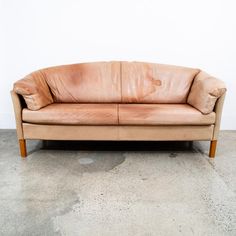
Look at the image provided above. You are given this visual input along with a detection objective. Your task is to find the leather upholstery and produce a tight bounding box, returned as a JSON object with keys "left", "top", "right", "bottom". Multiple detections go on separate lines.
{"left": 23, "top": 103, "right": 215, "bottom": 126}
{"left": 212, "top": 93, "right": 226, "bottom": 140}
{"left": 44, "top": 62, "right": 121, "bottom": 103}
{"left": 121, "top": 62, "right": 200, "bottom": 103}
{"left": 13, "top": 62, "right": 226, "bottom": 115}
{"left": 23, "top": 123, "right": 214, "bottom": 141}
{"left": 118, "top": 125, "right": 214, "bottom": 141}
{"left": 119, "top": 104, "right": 215, "bottom": 125}
{"left": 23, "top": 103, "right": 118, "bottom": 125}
{"left": 14, "top": 61, "right": 200, "bottom": 109}
{"left": 13, "top": 70, "right": 53, "bottom": 110}
{"left": 11, "top": 62, "right": 227, "bottom": 156}
{"left": 11, "top": 91, "right": 24, "bottom": 139}
{"left": 187, "top": 71, "right": 227, "bottom": 114}
{"left": 13, "top": 62, "right": 226, "bottom": 132}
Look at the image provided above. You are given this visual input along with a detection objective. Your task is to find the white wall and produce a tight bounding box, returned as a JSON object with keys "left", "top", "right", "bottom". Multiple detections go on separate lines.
{"left": 1, "top": 0, "right": 236, "bottom": 129}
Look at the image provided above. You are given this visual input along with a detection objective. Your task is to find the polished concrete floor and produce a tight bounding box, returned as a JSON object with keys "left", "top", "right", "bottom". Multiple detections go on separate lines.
{"left": 0, "top": 130, "right": 236, "bottom": 236}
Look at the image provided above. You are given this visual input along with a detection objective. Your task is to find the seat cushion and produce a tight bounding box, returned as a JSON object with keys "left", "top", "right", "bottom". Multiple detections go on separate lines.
{"left": 121, "top": 62, "right": 200, "bottom": 103}
{"left": 44, "top": 62, "right": 121, "bottom": 103}
{"left": 119, "top": 104, "right": 215, "bottom": 125}
{"left": 23, "top": 104, "right": 118, "bottom": 125}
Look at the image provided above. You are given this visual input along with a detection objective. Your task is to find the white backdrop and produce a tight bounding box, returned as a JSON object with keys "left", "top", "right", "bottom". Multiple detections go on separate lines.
{"left": 0, "top": 0, "right": 236, "bottom": 129}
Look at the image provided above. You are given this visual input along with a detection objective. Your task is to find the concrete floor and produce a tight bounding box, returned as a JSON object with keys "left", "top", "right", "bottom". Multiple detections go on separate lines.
{"left": 0, "top": 130, "right": 236, "bottom": 236}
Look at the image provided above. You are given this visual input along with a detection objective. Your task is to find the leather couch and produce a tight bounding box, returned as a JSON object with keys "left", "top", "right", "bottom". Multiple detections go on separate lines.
{"left": 11, "top": 61, "right": 226, "bottom": 158}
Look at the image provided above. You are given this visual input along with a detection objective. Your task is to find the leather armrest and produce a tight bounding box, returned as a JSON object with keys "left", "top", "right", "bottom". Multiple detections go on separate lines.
{"left": 13, "top": 70, "right": 53, "bottom": 110}
{"left": 187, "top": 71, "right": 226, "bottom": 114}
{"left": 11, "top": 90, "right": 24, "bottom": 139}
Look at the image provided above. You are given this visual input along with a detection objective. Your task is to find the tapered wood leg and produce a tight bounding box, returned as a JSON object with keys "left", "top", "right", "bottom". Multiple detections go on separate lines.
{"left": 209, "top": 140, "right": 217, "bottom": 158}
{"left": 19, "top": 139, "right": 27, "bottom": 158}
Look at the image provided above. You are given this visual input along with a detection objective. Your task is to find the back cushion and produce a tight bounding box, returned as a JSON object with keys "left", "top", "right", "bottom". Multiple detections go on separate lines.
{"left": 121, "top": 62, "right": 200, "bottom": 103}
{"left": 44, "top": 62, "right": 121, "bottom": 103}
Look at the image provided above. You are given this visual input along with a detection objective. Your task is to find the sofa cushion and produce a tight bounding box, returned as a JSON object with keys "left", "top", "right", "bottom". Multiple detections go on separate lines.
{"left": 187, "top": 71, "right": 227, "bottom": 114}
{"left": 23, "top": 104, "right": 118, "bottom": 125}
{"left": 121, "top": 62, "right": 200, "bottom": 103}
{"left": 119, "top": 104, "right": 215, "bottom": 125}
{"left": 13, "top": 71, "right": 53, "bottom": 110}
{"left": 43, "top": 62, "right": 121, "bottom": 103}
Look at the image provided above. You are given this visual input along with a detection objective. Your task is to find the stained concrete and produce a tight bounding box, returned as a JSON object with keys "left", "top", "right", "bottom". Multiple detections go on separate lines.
{"left": 0, "top": 130, "right": 236, "bottom": 236}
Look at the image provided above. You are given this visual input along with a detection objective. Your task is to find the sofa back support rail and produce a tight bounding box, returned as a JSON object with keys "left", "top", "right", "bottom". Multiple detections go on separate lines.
{"left": 11, "top": 61, "right": 226, "bottom": 158}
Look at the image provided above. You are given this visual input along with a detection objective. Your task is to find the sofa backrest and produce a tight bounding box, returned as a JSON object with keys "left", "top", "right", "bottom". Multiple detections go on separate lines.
{"left": 44, "top": 61, "right": 199, "bottom": 104}
{"left": 14, "top": 61, "right": 201, "bottom": 110}
{"left": 43, "top": 62, "right": 121, "bottom": 103}
{"left": 121, "top": 62, "right": 200, "bottom": 103}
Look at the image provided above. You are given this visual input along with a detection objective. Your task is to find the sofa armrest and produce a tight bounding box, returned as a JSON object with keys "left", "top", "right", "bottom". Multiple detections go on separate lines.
{"left": 187, "top": 71, "right": 226, "bottom": 114}
{"left": 13, "top": 70, "right": 53, "bottom": 110}
{"left": 11, "top": 90, "right": 24, "bottom": 140}
{"left": 212, "top": 92, "right": 226, "bottom": 140}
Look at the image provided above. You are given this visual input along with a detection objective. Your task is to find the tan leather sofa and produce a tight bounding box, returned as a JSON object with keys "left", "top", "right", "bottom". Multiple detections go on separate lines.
{"left": 11, "top": 61, "right": 226, "bottom": 158}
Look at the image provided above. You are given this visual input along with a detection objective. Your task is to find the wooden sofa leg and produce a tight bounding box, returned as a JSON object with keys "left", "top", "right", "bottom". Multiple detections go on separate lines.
{"left": 209, "top": 140, "right": 217, "bottom": 158}
{"left": 19, "top": 139, "right": 27, "bottom": 158}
